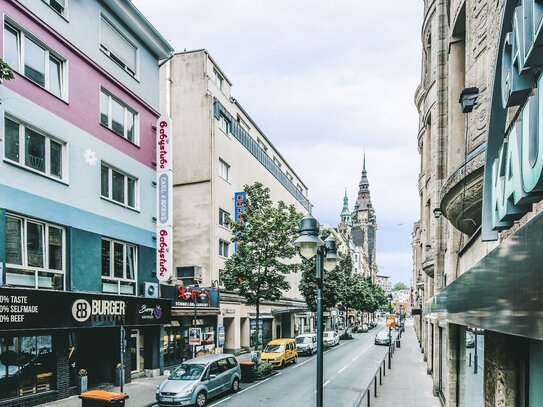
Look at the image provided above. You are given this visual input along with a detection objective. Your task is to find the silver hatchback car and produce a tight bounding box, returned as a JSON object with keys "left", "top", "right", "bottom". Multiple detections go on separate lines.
{"left": 156, "top": 354, "right": 241, "bottom": 407}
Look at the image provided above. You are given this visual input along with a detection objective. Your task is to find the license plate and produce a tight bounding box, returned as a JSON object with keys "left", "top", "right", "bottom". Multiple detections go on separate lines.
{"left": 161, "top": 397, "right": 173, "bottom": 402}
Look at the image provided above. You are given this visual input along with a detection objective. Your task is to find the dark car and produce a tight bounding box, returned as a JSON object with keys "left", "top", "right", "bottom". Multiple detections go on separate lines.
{"left": 466, "top": 331, "right": 475, "bottom": 348}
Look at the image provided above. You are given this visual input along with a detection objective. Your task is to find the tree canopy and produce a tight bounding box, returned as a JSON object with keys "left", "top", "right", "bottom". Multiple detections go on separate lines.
{"left": 393, "top": 282, "right": 409, "bottom": 291}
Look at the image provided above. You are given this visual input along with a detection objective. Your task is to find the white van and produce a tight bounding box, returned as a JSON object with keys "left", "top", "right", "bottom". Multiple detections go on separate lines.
{"left": 295, "top": 333, "right": 317, "bottom": 355}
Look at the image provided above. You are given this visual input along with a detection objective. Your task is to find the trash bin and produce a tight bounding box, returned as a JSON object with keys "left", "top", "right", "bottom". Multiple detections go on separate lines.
{"left": 79, "top": 390, "right": 128, "bottom": 407}
{"left": 395, "top": 339, "right": 401, "bottom": 348}
{"left": 239, "top": 361, "right": 256, "bottom": 383}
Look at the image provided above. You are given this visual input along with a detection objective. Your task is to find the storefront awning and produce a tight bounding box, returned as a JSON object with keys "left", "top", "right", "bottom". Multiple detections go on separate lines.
{"left": 426, "top": 210, "right": 543, "bottom": 340}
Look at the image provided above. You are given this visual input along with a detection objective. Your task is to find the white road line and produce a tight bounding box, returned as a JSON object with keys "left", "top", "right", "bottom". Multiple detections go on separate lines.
{"left": 209, "top": 397, "right": 231, "bottom": 407}
{"left": 238, "top": 373, "right": 279, "bottom": 394}
{"left": 293, "top": 356, "right": 316, "bottom": 369}
{"left": 353, "top": 355, "right": 360, "bottom": 361}
{"left": 338, "top": 365, "right": 348, "bottom": 374}
{"left": 323, "top": 380, "right": 330, "bottom": 387}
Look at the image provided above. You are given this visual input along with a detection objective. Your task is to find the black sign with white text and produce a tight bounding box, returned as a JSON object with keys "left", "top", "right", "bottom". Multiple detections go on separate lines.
{"left": 0, "top": 288, "right": 171, "bottom": 331}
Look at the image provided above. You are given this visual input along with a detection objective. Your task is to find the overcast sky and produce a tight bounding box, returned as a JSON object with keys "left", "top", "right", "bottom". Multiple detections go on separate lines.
{"left": 133, "top": 1, "right": 423, "bottom": 285}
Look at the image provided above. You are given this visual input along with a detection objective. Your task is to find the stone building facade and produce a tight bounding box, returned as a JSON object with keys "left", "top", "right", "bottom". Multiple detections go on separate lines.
{"left": 413, "top": 0, "right": 543, "bottom": 406}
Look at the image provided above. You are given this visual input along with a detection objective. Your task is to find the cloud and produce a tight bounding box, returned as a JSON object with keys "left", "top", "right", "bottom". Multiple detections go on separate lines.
{"left": 133, "top": 0, "right": 423, "bottom": 285}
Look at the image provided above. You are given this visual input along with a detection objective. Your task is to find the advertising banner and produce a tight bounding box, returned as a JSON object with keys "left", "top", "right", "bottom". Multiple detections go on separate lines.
{"left": 218, "top": 326, "right": 225, "bottom": 346}
{"left": 189, "top": 327, "right": 202, "bottom": 346}
{"left": 156, "top": 115, "right": 173, "bottom": 282}
{"left": 161, "top": 285, "right": 220, "bottom": 309}
{"left": 0, "top": 288, "right": 171, "bottom": 331}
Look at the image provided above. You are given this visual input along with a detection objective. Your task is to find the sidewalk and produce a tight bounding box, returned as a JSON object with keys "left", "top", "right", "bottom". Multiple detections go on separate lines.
{"left": 368, "top": 320, "right": 440, "bottom": 407}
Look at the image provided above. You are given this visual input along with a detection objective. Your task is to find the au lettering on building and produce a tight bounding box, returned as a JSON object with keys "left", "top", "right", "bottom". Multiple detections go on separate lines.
{"left": 413, "top": 1, "right": 543, "bottom": 406}
{"left": 0, "top": 0, "right": 173, "bottom": 405}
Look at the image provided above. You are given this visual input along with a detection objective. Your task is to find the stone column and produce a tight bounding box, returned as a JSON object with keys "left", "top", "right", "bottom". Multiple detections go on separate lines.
{"left": 484, "top": 331, "right": 519, "bottom": 407}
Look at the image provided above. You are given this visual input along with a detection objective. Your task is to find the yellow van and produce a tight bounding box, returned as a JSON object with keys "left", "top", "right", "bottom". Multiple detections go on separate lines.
{"left": 261, "top": 338, "right": 298, "bottom": 368}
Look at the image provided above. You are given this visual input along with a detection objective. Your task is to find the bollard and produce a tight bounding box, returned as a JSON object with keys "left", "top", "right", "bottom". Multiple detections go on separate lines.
{"left": 367, "top": 389, "right": 371, "bottom": 407}
{"left": 469, "top": 352, "right": 472, "bottom": 367}
{"left": 379, "top": 365, "right": 382, "bottom": 384}
{"left": 374, "top": 376, "right": 377, "bottom": 397}
{"left": 383, "top": 360, "right": 386, "bottom": 376}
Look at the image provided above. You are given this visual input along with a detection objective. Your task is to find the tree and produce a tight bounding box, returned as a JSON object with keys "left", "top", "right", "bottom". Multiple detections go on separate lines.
{"left": 0, "top": 59, "right": 14, "bottom": 82}
{"left": 299, "top": 252, "right": 352, "bottom": 313}
{"left": 221, "top": 182, "right": 302, "bottom": 349}
{"left": 393, "top": 282, "right": 409, "bottom": 291}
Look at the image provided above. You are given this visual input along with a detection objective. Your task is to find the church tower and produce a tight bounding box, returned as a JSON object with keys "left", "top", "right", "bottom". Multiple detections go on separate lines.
{"left": 338, "top": 189, "right": 351, "bottom": 235}
{"left": 352, "top": 154, "right": 377, "bottom": 278}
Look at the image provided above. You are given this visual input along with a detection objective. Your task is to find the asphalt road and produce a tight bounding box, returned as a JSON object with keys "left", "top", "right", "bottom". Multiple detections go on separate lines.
{"left": 208, "top": 326, "right": 390, "bottom": 407}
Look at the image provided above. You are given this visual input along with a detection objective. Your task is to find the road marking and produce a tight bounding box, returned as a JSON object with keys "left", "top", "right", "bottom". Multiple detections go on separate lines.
{"left": 353, "top": 355, "right": 360, "bottom": 361}
{"left": 338, "top": 365, "right": 348, "bottom": 374}
{"left": 323, "top": 380, "right": 330, "bottom": 387}
{"left": 238, "top": 373, "right": 280, "bottom": 394}
{"left": 293, "top": 356, "right": 316, "bottom": 369}
{"left": 209, "top": 397, "right": 231, "bottom": 407}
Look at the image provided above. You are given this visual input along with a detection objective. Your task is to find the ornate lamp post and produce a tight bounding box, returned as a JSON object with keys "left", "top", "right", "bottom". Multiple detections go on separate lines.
{"left": 182, "top": 286, "right": 208, "bottom": 358}
{"left": 294, "top": 215, "right": 339, "bottom": 407}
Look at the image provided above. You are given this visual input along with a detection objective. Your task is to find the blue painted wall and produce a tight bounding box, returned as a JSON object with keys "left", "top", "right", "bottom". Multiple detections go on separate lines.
{"left": 70, "top": 228, "right": 102, "bottom": 293}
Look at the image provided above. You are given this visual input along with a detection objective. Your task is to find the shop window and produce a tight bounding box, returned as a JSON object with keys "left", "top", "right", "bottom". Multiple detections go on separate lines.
{"left": 101, "top": 238, "right": 137, "bottom": 295}
{"left": 457, "top": 326, "right": 484, "bottom": 406}
{"left": 0, "top": 335, "right": 54, "bottom": 400}
{"left": 4, "top": 117, "right": 66, "bottom": 180}
{"left": 100, "top": 163, "right": 138, "bottom": 209}
{"left": 163, "top": 328, "right": 183, "bottom": 367}
{"left": 3, "top": 21, "right": 66, "bottom": 98}
{"left": 5, "top": 214, "right": 65, "bottom": 290}
{"left": 100, "top": 88, "right": 139, "bottom": 144}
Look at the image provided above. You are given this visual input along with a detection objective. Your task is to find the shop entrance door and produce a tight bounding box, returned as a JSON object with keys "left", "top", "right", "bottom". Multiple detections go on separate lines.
{"left": 130, "top": 330, "right": 139, "bottom": 373}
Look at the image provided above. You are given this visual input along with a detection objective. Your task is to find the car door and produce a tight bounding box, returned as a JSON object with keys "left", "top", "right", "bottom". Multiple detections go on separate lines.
{"left": 312, "top": 335, "right": 316, "bottom": 352}
{"left": 216, "top": 358, "right": 230, "bottom": 392}
{"left": 206, "top": 362, "right": 222, "bottom": 397}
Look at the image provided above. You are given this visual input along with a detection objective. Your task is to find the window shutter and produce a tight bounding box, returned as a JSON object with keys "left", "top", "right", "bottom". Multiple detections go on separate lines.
{"left": 101, "top": 17, "right": 136, "bottom": 72}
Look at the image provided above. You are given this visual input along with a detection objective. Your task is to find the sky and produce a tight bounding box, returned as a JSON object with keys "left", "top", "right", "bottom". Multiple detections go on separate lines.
{"left": 133, "top": 1, "right": 423, "bottom": 285}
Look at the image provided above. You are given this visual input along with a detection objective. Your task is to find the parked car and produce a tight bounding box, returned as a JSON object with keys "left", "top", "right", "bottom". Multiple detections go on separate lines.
{"left": 295, "top": 334, "right": 317, "bottom": 356}
{"left": 323, "top": 331, "right": 340, "bottom": 347}
{"left": 261, "top": 338, "right": 297, "bottom": 368}
{"left": 374, "top": 331, "right": 391, "bottom": 346}
{"left": 466, "top": 331, "right": 475, "bottom": 348}
{"left": 156, "top": 354, "right": 240, "bottom": 407}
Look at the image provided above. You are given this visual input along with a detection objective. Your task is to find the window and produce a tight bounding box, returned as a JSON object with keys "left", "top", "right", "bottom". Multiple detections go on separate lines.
{"left": 237, "top": 115, "right": 250, "bottom": 132}
{"left": 213, "top": 68, "right": 223, "bottom": 90}
{"left": 273, "top": 156, "right": 282, "bottom": 169}
{"left": 100, "top": 89, "right": 138, "bottom": 143}
{"left": 219, "top": 159, "right": 230, "bottom": 182}
{"left": 100, "top": 16, "right": 137, "bottom": 76}
{"left": 297, "top": 184, "right": 303, "bottom": 193}
{"left": 0, "top": 336, "right": 55, "bottom": 400}
{"left": 219, "top": 209, "right": 230, "bottom": 228}
{"left": 101, "top": 163, "right": 138, "bottom": 209}
{"left": 4, "top": 214, "right": 65, "bottom": 290}
{"left": 42, "top": 0, "right": 67, "bottom": 17}
{"left": 257, "top": 138, "right": 268, "bottom": 154}
{"left": 3, "top": 117, "right": 65, "bottom": 180}
{"left": 101, "top": 238, "right": 137, "bottom": 295}
{"left": 218, "top": 114, "right": 231, "bottom": 135}
{"left": 3, "top": 22, "right": 66, "bottom": 98}
{"left": 219, "top": 240, "right": 229, "bottom": 258}
{"left": 286, "top": 171, "right": 293, "bottom": 182}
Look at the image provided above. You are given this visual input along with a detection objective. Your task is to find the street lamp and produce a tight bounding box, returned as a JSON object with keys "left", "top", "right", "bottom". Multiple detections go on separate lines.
{"left": 293, "top": 214, "right": 340, "bottom": 407}
{"left": 183, "top": 286, "right": 208, "bottom": 358}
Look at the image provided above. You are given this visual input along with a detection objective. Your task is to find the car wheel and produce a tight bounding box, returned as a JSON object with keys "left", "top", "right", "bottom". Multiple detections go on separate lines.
{"left": 196, "top": 391, "right": 207, "bottom": 407}
{"left": 281, "top": 359, "right": 286, "bottom": 369}
{"left": 231, "top": 378, "right": 240, "bottom": 393}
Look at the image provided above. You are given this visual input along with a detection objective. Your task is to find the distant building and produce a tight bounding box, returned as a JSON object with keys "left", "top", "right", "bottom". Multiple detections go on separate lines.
{"left": 375, "top": 275, "right": 392, "bottom": 294}
{"left": 160, "top": 50, "right": 311, "bottom": 358}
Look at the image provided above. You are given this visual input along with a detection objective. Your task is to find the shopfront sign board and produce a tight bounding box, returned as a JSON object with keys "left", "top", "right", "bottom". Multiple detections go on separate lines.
{"left": 189, "top": 327, "right": 202, "bottom": 346}
{"left": 0, "top": 287, "right": 171, "bottom": 331}
{"left": 218, "top": 326, "right": 225, "bottom": 346}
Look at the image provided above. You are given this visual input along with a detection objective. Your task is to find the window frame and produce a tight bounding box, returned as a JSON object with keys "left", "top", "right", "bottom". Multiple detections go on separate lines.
{"left": 100, "top": 87, "right": 139, "bottom": 145}
{"left": 218, "top": 159, "right": 230, "bottom": 182}
{"left": 219, "top": 239, "right": 230, "bottom": 258}
{"left": 42, "top": 0, "right": 68, "bottom": 19}
{"left": 3, "top": 19, "right": 68, "bottom": 99}
{"left": 218, "top": 113, "right": 231, "bottom": 135}
{"left": 4, "top": 213, "right": 66, "bottom": 291}
{"left": 99, "top": 15, "right": 138, "bottom": 78}
{"left": 100, "top": 162, "right": 139, "bottom": 210}
{"left": 213, "top": 68, "right": 223, "bottom": 90}
{"left": 101, "top": 237, "right": 138, "bottom": 295}
{"left": 218, "top": 208, "right": 230, "bottom": 229}
{"left": 3, "top": 115, "right": 68, "bottom": 182}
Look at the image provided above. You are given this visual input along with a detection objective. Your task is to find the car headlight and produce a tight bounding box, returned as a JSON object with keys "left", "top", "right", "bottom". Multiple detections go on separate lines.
{"left": 180, "top": 387, "right": 195, "bottom": 396}
{"left": 274, "top": 356, "right": 280, "bottom": 361}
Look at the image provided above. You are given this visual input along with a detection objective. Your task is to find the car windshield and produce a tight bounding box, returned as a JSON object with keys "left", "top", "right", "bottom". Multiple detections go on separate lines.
{"left": 324, "top": 332, "right": 333, "bottom": 337}
{"left": 296, "top": 337, "right": 311, "bottom": 344}
{"left": 264, "top": 344, "right": 285, "bottom": 353}
{"left": 377, "top": 332, "right": 388, "bottom": 338}
{"left": 169, "top": 364, "right": 205, "bottom": 380}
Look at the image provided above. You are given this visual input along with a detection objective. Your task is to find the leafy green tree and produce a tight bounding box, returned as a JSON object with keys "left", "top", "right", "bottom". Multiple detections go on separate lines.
{"left": 221, "top": 182, "right": 302, "bottom": 349}
{"left": 0, "top": 59, "right": 14, "bottom": 82}
{"left": 393, "top": 282, "right": 409, "bottom": 291}
{"left": 299, "top": 252, "right": 352, "bottom": 312}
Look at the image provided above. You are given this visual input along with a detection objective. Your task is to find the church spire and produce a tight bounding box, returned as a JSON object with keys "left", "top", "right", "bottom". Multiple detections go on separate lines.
{"left": 355, "top": 155, "right": 372, "bottom": 210}
{"left": 340, "top": 189, "right": 351, "bottom": 223}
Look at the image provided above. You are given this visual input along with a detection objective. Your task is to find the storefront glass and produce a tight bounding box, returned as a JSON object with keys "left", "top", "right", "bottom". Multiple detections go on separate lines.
{"left": 458, "top": 327, "right": 484, "bottom": 406}
{"left": 164, "top": 327, "right": 184, "bottom": 367}
{"left": 0, "top": 335, "right": 54, "bottom": 400}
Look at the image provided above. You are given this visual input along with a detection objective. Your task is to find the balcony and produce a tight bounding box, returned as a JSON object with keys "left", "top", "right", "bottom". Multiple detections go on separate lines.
{"left": 422, "top": 255, "right": 435, "bottom": 278}
{"left": 416, "top": 275, "right": 425, "bottom": 288}
{"left": 440, "top": 144, "right": 485, "bottom": 235}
